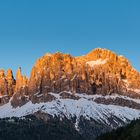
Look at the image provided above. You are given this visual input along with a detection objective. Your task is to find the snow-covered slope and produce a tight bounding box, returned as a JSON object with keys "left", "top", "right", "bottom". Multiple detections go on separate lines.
{"left": 0, "top": 93, "right": 140, "bottom": 129}
{"left": 1, "top": 92, "right": 140, "bottom": 140}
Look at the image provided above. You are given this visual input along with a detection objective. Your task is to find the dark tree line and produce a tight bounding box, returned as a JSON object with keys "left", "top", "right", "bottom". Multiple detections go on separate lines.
{"left": 0, "top": 115, "right": 84, "bottom": 140}
{"left": 96, "top": 118, "right": 140, "bottom": 140}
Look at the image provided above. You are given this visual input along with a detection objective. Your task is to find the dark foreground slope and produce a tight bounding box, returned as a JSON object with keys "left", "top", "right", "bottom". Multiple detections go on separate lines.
{"left": 0, "top": 115, "right": 84, "bottom": 140}
{"left": 97, "top": 118, "right": 140, "bottom": 140}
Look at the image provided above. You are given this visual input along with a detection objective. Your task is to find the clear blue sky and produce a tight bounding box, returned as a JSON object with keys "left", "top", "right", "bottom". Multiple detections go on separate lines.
{"left": 0, "top": 0, "right": 140, "bottom": 77}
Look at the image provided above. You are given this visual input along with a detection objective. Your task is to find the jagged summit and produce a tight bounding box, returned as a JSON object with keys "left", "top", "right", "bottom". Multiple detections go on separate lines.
{"left": 85, "top": 48, "right": 114, "bottom": 58}
{"left": 15, "top": 67, "right": 28, "bottom": 92}
{"left": 28, "top": 48, "right": 140, "bottom": 97}
{"left": 0, "top": 48, "right": 140, "bottom": 106}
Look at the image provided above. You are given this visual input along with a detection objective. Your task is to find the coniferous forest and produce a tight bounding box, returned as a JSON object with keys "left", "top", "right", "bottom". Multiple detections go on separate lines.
{"left": 0, "top": 115, "right": 84, "bottom": 140}
{"left": 97, "top": 119, "right": 140, "bottom": 140}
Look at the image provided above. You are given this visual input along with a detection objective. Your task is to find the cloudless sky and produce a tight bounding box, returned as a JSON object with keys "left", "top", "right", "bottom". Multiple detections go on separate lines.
{"left": 0, "top": 0, "right": 140, "bottom": 77}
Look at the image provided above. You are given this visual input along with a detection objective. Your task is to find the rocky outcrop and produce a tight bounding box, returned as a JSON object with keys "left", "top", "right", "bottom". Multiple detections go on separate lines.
{"left": 0, "top": 69, "right": 15, "bottom": 105}
{"left": 15, "top": 67, "right": 28, "bottom": 92}
{"left": 0, "top": 67, "right": 29, "bottom": 106}
{"left": 11, "top": 67, "right": 28, "bottom": 107}
{"left": 6, "top": 69, "right": 16, "bottom": 96}
{"left": 94, "top": 96, "right": 140, "bottom": 110}
{"left": 0, "top": 69, "right": 15, "bottom": 97}
{"left": 0, "top": 48, "right": 140, "bottom": 106}
{"left": 0, "top": 69, "right": 8, "bottom": 96}
{"left": 26, "top": 48, "right": 140, "bottom": 102}
{"left": 0, "top": 95, "right": 10, "bottom": 105}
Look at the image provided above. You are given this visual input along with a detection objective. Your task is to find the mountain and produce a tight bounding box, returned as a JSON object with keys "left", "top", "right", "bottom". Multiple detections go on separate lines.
{"left": 97, "top": 118, "right": 140, "bottom": 140}
{"left": 0, "top": 48, "right": 140, "bottom": 140}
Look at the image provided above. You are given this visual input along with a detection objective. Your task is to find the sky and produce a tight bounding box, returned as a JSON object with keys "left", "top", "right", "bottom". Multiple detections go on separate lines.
{"left": 0, "top": 0, "right": 140, "bottom": 77}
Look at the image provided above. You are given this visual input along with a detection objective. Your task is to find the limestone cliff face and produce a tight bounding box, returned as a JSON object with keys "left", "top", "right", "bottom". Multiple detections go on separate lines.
{"left": 0, "top": 69, "right": 15, "bottom": 105}
{"left": 15, "top": 67, "right": 28, "bottom": 92}
{"left": 0, "top": 69, "right": 16, "bottom": 97}
{"left": 27, "top": 48, "right": 140, "bottom": 101}
{"left": 6, "top": 69, "right": 16, "bottom": 96}
{"left": 11, "top": 67, "right": 28, "bottom": 107}
{"left": 28, "top": 53, "right": 77, "bottom": 94}
{"left": 0, "top": 67, "right": 28, "bottom": 106}
{"left": 0, "top": 70, "right": 8, "bottom": 96}
{"left": 77, "top": 48, "right": 140, "bottom": 90}
{"left": 0, "top": 48, "right": 140, "bottom": 106}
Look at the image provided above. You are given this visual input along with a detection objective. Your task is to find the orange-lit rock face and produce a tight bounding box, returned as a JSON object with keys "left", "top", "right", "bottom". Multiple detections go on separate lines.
{"left": 10, "top": 67, "right": 29, "bottom": 107}
{"left": 0, "top": 69, "right": 15, "bottom": 96}
{"left": 28, "top": 52, "right": 77, "bottom": 94}
{"left": 6, "top": 69, "right": 15, "bottom": 96}
{"left": 1, "top": 48, "right": 140, "bottom": 106}
{"left": 0, "top": 70, "right": 8, "bottom": 96}
{"left": 28, "top": 48, "right": 140, "bottom": 98}
{"left": 16, "top": 67, "right": 23, "bottom": 91}
{"left": 15, "top": 67, "right": 28, "bottom": 92}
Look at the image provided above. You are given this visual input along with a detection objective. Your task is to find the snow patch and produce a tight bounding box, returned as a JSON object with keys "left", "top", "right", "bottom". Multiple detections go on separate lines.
{"left": 86, "top": 59, "right": 108, "bottom": 67}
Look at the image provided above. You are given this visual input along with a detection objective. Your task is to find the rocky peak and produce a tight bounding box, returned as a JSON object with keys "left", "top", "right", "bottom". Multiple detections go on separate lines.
{"left": 16, "top": 67, "right": 22, "bottom": 79}
{"left": 6, "top": 69, "right": 15, "bottom": 96}
{"left": 0, "top": 69, "right": 5, "bottom": 78}
{"left": 15, "top": 67, "right": 28, "bottom": 92}
{"left": 10, "top": 68, "right": 28, "bottom": 107}
{"left": 0, "top": 48, "right": 140, "bottom": 107}
{"left": 6, "top": 69, "right": 15, "bottom": 83}
{"left": 76, "top": 48, "right": 117, "bottom": 62}
{"left": 27, "top": 48, "right": 140, "bottom": 102}
{"left": 0, "top": 69, "right": 7, "bottom": 96}
{"left": 28, "top": 52, "right": 76, "bottom": 95}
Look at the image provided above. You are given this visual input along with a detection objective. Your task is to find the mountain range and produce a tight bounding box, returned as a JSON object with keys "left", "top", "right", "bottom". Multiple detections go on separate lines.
{"left": 0, "top": 48, "right": 140, "bottom": 140}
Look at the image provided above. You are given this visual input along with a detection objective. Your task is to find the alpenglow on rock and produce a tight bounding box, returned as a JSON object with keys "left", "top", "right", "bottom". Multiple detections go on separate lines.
{"left": 6, "top": 69, "right": 16, "bottom": 96}
{"left": 27, "top": 48, "right": 140, "bottom": 101}
{"left": 15, "top": 67, "right": 28, "bottom": 92}
{"left": 0, "top": 48, "right": 140, "bottom": 105}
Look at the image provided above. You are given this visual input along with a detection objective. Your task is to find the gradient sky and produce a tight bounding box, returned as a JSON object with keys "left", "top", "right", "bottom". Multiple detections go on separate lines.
{"left": 0, "top": 0, "right": 140, "bottom": 77}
